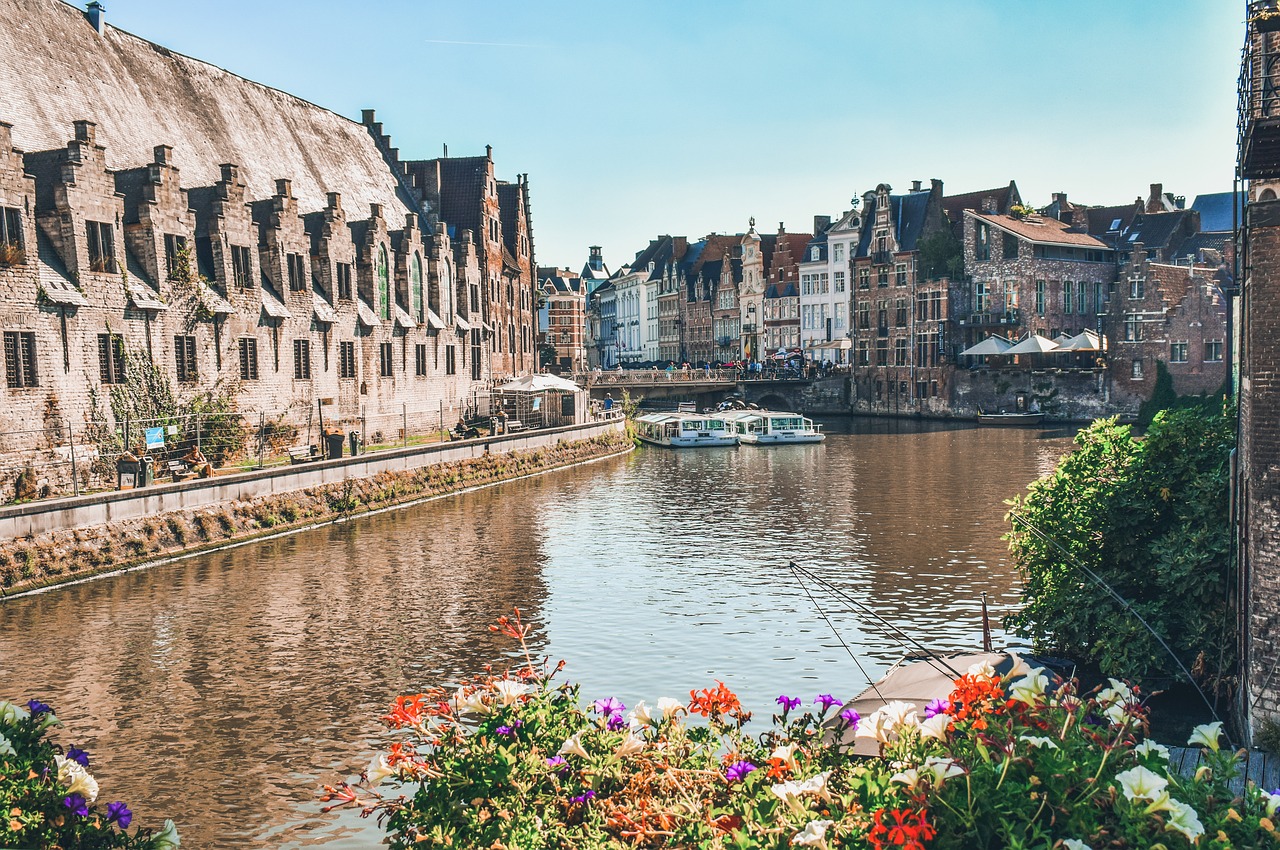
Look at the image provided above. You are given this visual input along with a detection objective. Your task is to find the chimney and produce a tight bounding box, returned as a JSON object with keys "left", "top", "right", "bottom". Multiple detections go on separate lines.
{"left": 361, "top": 109, "right": 376, "bottom": 126}
{"left": 152, "top": 144, "right": 172, "bottom": 166}
{"left": 911, "top": 180, "right": 922, "bottom": 192}
{"left": 1051, "top": 191, "right": 1067, "bottom": 205}
{"left": 86, "top": 1, "right": 105, "bottom": 35}
{"left": 814, "top": 215, "right": 832, "bottom": 233}
{"left": 673, "top": 236, "right": 687, "bottom": 258}
{"left": 1147, "top": 183, "right": 1164, "bottom": 212}
{"left": 274, "top": 178, "right": 292, "bottom": 198}
{"left": 219, "top": 163, "right": 239, "bottom": 184}
{"left": 1175, "top": 195, "right": 1186, "bottom": 209}
{"left": 326, "top": 191, "right": 342, "bottom": 212}
{"left": 485, "top": 144, "right": 493, "bottom": 160}
{"left": 370, "top": 202, "right": 383, "bottom": 221}
{"left": 73, "top": 120, "right": 96, "bottom": 144}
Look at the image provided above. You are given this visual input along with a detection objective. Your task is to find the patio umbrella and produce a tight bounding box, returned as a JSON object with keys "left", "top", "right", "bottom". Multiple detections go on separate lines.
{"left": 958, "top": 336, "right": 1013, "bottom": 357}
{"left": 1058, "top": 330, "right": 1102, "bottom": 352}
{"left": 1004, "top": 334, "right": 1060, "bottom": 355}
{"left": 500, "top": 374, "right": 582, "bottom": 393}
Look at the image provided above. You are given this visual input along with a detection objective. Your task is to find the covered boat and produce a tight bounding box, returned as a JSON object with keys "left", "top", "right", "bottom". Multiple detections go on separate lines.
{"left": 725, "top": 410, "right": 825, "bottom": 445}
{"left": 634, "top": 412, "right": 737, "bottom": 447}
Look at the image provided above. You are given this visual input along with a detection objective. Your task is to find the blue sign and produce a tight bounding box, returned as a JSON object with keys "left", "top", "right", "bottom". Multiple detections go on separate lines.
{"left": 144, "top": 426, "right": 165, "bottom": 449}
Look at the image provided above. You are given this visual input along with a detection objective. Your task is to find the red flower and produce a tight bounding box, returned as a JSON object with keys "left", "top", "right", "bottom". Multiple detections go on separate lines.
{"left": 688, "top": 681, "right": 746, "bottom": 720}
{"left": 383, "top": 694, "right": 427, "bottom": 728}
{"left": 868, "top": 807, "right": 937, "bottom": 850}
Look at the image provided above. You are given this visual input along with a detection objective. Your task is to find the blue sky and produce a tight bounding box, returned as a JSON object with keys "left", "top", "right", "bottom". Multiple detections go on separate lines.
{"left": 104, "top": 0, "right": 1241, "bottom": 271}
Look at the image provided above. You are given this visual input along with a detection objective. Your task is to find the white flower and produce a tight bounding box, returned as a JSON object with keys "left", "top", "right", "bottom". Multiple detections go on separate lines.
{"left": 557, "top": 732, "right": 588, "bottom": 759}
{"left": 795, "top": 770, "right": 832, "bottom": 802}
{"left": 54, "top": 755, "right": 99, "bottom": 802}
{"left": 1133, "top": 739, "right": 1170, "bottom": 761}
{"left": 628, "top": 700, "right": 655, "bottom": 728}
{"left": 0, "top": 732, "right": 14, "bottom": 756}
{"left": 892, "top": 758, "right": 964, "bottom": 790}
{"left": 771, "top": 771, "right": 832, "bottom": 815}
{"left": 1141, "top": 790, "right": 1175, "bottom": 815}
{"left": 1019, "top": 735, "right": 1059, "bottom": 750}
{"left": 890, "top": 767, "right": 923, "bottom": 788}
{"left": 1114, "top": 765, "right": 1169, "bottom": 802}
{"left": 493, "top": 679, "right": 531, "bottom": 706}
{"left": 656, "top": 697, "right": 683, "bottom": 719}
{"left": 366, "top": 753, "right": 395, "bottom": 785}
{"left": 1163, "top": 797, "right": 1205, "bottom": 842}
{"left": 1060, "top": 840, "right": 1092, "bottom": 850}
{"left": 614, "top": 734, "right": 645, "bottom": 758}
{"left": 452, "top": 687, "right": 490, "bottom": 716}
{"left": 1005, "top": 653, "right": 1033, "bottom": 681}
{"left": 1102, "top": 700, "right": 1132, "bottom": 726}
{"left": 1188, "top": 721, "right": 1223, "bottom": 751}
{"left": 770, "top": 743, "right": 799, "bottom": 769}
{"left": 151, "top": 819, "right": 181, "bottom": 850}
{"left": 966, "top": 660, "right": 996, "bottom": 679}
{"left": 855, "top": 711, "right": 893, "bottom": 744}
{"left": 1263, "top": 789, "right": 1280, "bottom": 818}
{"left": 882, "top": 700, "right": 919, "bottom": 731}
{"left": 791, "top": 819, "right": 834, "bottom": 848}
{"left": 918, "top": 713, "right": 951, "bottom": 741}
{"left": 0, "top": 701, "right": 30, "bottom": 725}
{"left": 1098, "top": 678, "right": 1133, "bottom": 706}
{"left": 1009, "top": 668, "right": 1050, "bottom": 706}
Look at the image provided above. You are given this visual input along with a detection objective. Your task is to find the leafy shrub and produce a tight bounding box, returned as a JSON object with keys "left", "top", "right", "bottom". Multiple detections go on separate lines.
{"left": 326, "top": 611, "right": 1280, "bottom": 849}
{"left": 0, "top": 698, "right": 178, "bottom": 848}
{"left": 1005, "top": 407, "right": 1236, "bottom": 691}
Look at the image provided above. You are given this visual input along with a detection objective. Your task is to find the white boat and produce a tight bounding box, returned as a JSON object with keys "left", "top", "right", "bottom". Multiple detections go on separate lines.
{"left": 634, "top": 412, "right": 737, "bottom": 447}
{"left": 725, "top": 410, "right": 826, "bottom": 445}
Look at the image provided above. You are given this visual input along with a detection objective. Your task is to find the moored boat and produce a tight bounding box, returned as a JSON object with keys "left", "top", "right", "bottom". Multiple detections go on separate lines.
{"left": 976, "top": 412, "right": 1045, "bottom": 427}
{"left": 634, "top": 412, "right": 737, "bottom": 447}
{"left": 725, "top": 410, "right": 826, "bottom": 445}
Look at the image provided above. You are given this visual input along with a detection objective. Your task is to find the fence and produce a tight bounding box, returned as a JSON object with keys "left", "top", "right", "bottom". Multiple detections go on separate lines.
{"left": 0, "top": 392, "right": 581, "bottom": 507}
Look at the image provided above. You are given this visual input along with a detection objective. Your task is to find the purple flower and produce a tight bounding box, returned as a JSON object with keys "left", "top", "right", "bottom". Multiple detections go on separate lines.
{"left": 106, "top": 801, "right": 132, "bottom": 829}
{"left": 839, "top": 708, "right": 861, "bottom": 726}
{"left": 776, "top": 695, "right": 802, "bottom": 711}
{"left": 546, "top": 756, "right": 566, "bottom": 768}
{"left": 495, "top": 725, "right": 515, "bottom": 736}
{"left": 606, "top": 713, "right": 627, "bottom": 731}
{"left": 924, "top": 698, "right": 951, "bottom": 719}
{"left": 66, "top": 747, "right": 90, "bottom": 767}
{"left": 724, "top": 760, "right": 757, "bottom": 783}
{"left": 63, "top": 793, "right": 89, "bottom": 817}
{"left": 592, "top": 697, "right": 625, "bottom": 717}
{"left": 26, "top": 699, "right": 52, "bottom": 716}
{"left": 570, "top": 789, "right": 596, "bottom": 804}
{"left": 814, "top": 694, "right": 843, "bottom": 710}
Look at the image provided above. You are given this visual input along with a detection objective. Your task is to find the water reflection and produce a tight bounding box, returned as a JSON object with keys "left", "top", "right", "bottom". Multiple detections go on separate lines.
{"left": 0, "top": 419, "right": 1074, "bottom": 848}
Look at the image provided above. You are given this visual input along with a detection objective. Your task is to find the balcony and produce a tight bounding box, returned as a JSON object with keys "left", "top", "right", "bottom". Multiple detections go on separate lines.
{"left": 1241, "top": 3, "right": 1280, "bottom": 177}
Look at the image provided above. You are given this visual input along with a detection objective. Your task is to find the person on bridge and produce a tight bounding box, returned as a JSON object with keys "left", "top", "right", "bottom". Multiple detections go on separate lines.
{"left": 604, "top": 393, "right": 614, "bottom": 411}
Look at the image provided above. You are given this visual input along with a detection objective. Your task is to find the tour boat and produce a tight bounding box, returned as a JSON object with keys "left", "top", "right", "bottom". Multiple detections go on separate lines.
{"left": 976, "top": 412, "right": 1045, "bottom": 427}
{"left": 633, "top": 412, "right": 737, "bottom": 447}
{"left": 724, "top": 410, "right": 826, "bottom": 445}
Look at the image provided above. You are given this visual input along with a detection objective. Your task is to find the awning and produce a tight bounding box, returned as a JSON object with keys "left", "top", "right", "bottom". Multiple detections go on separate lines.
{"left": 261, "top": 287, "right": 291, "bottom": 319}
{"left": 1004, "top": 334, "right": 1059, "bottom": 355}
{"left": 126, "top": 281, "right": 168, "bottom": 311}
{"left": 455, "top": 315, "right": 472, "bottom": 332}
{"left": 313, "top": 298, "right": 338, "bottom": 324}
{"left": 808, "top": 338, "right": 852, "bottom": 350}
{"left": 499, "top": 374, "right": 583, "bottom": 393}
{"left": 356, "top": 300, "right": 379, "bottom": 327}
{"left": 424, "top": 308, "right": 446, "bottom": 330}
{"left": 39, "top": 278, "right": 89, "bottom": 307}
{"left": 393, "top": 305, "right": 415, "bottom": 329}
{"left": 959, "top": 336, "right": 1013, "bottom": 357}
{"left": 200, "top": 283, "right": 236, "bottom": 315}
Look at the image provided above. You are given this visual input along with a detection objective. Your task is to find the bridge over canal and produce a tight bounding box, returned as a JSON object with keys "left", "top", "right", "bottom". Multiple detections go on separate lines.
{"left": 575, "top": 370, "right": 850, "bottom": 413}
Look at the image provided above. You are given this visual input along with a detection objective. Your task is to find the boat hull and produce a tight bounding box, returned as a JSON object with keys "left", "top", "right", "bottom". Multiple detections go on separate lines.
{"left": 976, "top": 413, "right": 1045, "bottom": 427}
{"left": 739, "top": 432, "right": 826, "bottom": 445}
{"left": 636, "top": 433, "right": 737, "bottom": 448}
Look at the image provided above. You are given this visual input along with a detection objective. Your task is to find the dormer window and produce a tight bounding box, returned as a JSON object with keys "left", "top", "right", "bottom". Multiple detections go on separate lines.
{"left": 163, "top": 234, "right": 187, "bottom": 278}
{"left": 231, "top": 245, "right": 253, "bottom": 288}
{"left": 287, "top": 253, "right": 307, "bottom": 291}
{"left": 811, "top": 247, "right": 820, "bottom": 261}
{"left": 86, "top": 221, "right": 116, "bottom": 273}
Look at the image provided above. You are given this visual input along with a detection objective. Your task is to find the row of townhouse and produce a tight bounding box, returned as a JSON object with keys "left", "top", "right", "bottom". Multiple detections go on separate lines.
{"left": 582, "top": 178, "right": 1232, "bottom": 417}
{"left": 0, "top": 0, "right": 538, "bottom": 484}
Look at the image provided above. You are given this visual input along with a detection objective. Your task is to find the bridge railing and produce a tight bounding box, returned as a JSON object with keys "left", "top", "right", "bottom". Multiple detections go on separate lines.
{"left": 575, "top": 369, "right": 738, "bottom": 386}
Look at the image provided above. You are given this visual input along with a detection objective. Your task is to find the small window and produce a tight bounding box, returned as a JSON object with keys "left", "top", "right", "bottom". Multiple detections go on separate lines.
{"left": 415, "top": 343, "right": 427, "bottom": 376}
{"left": 1002, "top": 232, "right": 1019, "bottom": 260}
{"left": 164, "top": 234, "right": 187, "bottom": 279}
{"left": 287, "top": 253, "right": 307, "bottom": 292}
{"left": 231, "top": 245, "right": 253, "bottom": 289}
{"left": 1170, "top": 342, "right": 1188, "bottom": 363}
{"left": 293, "top": 338, "right": 311, "bottom": 379}
{"left": 1035, "top": 280, "right": 1045, "bottom": 316}
{"left": 336, "top": 263, "right": 353, "bottom": 301}
{"left": 859, "top": 268, "right": 870, "bottom": 289}
{"left": 896, "top": 264, "right": 908, "bottom": 287}
{"left": 98, "top": 333, "right": 126, "bottom": 384}
{"left": 1063, "top": 282, "right": 1073, "bottom": 314}
{"left": 0, "top": 207, "right": 22, "bottom": 254}
{"left": 975, "top": 222, "right": 990, "bottom": 261}
{"left": 1124, "top": 314, "right": 1142, "bottom": 342}
{"left": 1131, "top": 359, "right": 1144, "bottom": 379}
{"left": 338, "top": 340, "right": 357, "bottom": 378}
{"left": 1077, "top": 281, "right": 1088, "bottom": 315}
{"left": 174, "top": 335, "right": 197, "bottom": 383}
{"left": 4, "top": 331, "right": 38, "bottom": 388}
{"left": 445, "top": 345, "right": 457, "bottom": 375}
{"left": 1205, "top": 340, "right": 1223, "bottom": 362}
{"left": 238, "top": 337, "right": 259, "bottom": 381}
{"left": 379, "top": 341, "right": 393, "bottom": 377}
{"left": 1128, "top": 274, "right": 1145, "bottom": 300}
{"left": 86, "top": 221, "right": 116, "bottom": 273}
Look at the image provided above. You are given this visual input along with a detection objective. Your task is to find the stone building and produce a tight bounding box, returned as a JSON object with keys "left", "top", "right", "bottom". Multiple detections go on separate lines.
{"left": 763, "top": 225, "right": 810, "bottom": 357}
{"left": 537, "top": 270, "right": 587, "bottom": 372}
{"left": 0, "top": 0, "right": 537, "bottom": 493}
{"left": 849, "top": 180, "right": 950, "bottom": 412}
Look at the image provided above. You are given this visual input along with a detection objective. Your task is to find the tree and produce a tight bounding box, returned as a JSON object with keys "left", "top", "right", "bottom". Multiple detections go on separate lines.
{"left": 1004, "top": 406, "right": 1236, "bottom": 693}
{"left": 917, "top": 228, "right": 964, "bottom": 281}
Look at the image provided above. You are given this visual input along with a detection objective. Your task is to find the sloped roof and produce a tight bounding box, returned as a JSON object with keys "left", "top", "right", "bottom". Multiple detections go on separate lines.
{"left": 1190, "top": 192, "right": 1240, "bottom": 233}
{"left": 1083, "top": 203, "right": 1140, "bottom": 237}
{"left": 0, "top": 0, "right": 414, "bottom": 217}
{"left": 971, "top": 212, "right": 1110, "bottom": 249}
{"left": 941, "top": 182, "right": 1020, "bottom": 224}
{"left": 859, "top": 192, "right": 934, "bottom": 255}
{"left": 764, "top": 281, "right": 798, "bottom": 299}
{"left": 1120, "top": 209, "right": 1196, "bottom": 252}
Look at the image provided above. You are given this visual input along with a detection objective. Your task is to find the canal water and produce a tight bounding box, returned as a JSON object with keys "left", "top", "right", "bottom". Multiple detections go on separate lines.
{"left": 0, "top": 419, "right": 1076, "bottom": 848}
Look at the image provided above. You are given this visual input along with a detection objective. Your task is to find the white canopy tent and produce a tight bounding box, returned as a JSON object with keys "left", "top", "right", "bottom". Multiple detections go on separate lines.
{"left": 1004, "top": 334, "right": 1060, "bottom": 356}
{"left": 1056, "top": 330, "right": 1102, "bottom": 352}
{"left": 494, "top": 374, "right": 588, "bottom": 429}
{"left": 958, "top": 336, "right": 1014, "bottom": 357}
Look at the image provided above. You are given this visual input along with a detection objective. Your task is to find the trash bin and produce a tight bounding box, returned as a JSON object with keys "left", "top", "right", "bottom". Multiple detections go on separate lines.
{"left": 139, "top": 456, "right": 155, "bottom": 487}
{"left": 348, "top": 431, "right": 361, "bottom": 456}
{"left": 116, "top": 453, "right": 140, "bottom": 489}
{"left": 325, "top": 431, "right": 345, "bottom": 460}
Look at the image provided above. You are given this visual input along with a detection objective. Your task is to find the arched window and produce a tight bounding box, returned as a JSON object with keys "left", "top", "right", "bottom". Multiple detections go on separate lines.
{"left": 411, "top": 253, "right": 424, "bottom": 322}
{"left": 377, "top": 244, "right": 390, "bottom": 321}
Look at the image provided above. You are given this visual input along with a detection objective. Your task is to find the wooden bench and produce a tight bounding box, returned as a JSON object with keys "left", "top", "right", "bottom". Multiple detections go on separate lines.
{"left": 288, "top": 445, "right": 320, "bottom": 464}
{"left": 165, "top": 460, "right": 196, "bottom": 482}
{"left": 506, "top": 420, "right": 526, "bottom": 432}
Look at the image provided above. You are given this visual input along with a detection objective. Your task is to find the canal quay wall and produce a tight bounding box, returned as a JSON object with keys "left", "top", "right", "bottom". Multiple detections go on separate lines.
{"left": 0, "top": 420, "right": 630, "bottom": 596}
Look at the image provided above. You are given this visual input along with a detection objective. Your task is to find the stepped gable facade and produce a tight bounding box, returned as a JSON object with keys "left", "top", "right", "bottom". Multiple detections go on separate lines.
{"left": 0, "top": 0, "right": 536, "bottom": 468}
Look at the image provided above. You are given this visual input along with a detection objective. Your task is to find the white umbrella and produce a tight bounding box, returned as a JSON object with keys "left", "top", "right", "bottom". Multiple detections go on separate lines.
{"left": 958, "top": 336, "right": 1014, "bottom": 357}
{"left": 1057, "top": 330, "right": 1101, "bottom": 352}
{"left": 1004, "top": 334, "right": 1060, "bottom": 355}
{"left": 500, "top": 374, "right": 582, "bottom": 393}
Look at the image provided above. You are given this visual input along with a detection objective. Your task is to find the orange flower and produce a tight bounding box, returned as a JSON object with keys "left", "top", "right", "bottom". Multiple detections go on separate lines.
{"left": 868, "top": 807, "right": 937, "bottom": 850}
{"left": 688, "top": 681, "right": 744, "bottom": 720}
{"left": 383, "top": 694, "right": 427, "bottom": 729}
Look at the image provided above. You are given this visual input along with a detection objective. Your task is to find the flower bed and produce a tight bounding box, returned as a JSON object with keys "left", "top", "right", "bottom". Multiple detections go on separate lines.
{"left": 0, "top": 698, "right": 178, "bottom": 848}
{"left": 329, "top": 610, "right": 1280, "bottom": 848}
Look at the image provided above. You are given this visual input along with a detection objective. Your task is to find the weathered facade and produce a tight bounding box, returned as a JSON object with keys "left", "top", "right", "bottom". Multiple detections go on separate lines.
{"left": 0, "top": 0, "right": 537, "bottom": 493}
